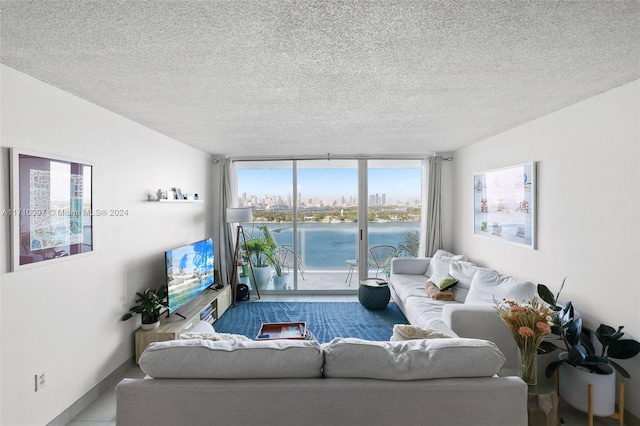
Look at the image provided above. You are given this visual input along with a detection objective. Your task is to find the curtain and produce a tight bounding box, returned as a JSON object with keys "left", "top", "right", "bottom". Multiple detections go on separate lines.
{"left": 215, "top": 158, "right": 236, "bottom": 285}
{"left": 424, "top": 155, "right": 443, "bottom": 257}
{"left": 418, "top": 158, "right": 428, "bottom": 257}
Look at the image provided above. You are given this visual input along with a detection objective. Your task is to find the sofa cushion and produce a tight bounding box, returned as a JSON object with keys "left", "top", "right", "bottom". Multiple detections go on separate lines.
{"left": 390, "top": 274, "right": 429, "bottom": 300}
{"left": 323, "top": 337, "right": 505, "bottom": 380}
{"left": 404, "top": 297, "right": 457, "bottom": 333}
{"left": 139, "top": 339, "right": 324, "bottom": 379}
{"left": 449, "top": 260, "right": 478, "bottom": 302}
{"left": 465, "top": 268, "right": 536, "bottom": 305}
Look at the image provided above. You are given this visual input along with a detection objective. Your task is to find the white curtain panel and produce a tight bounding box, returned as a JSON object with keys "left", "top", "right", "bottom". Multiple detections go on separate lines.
{"left": 219, "top": 158, "right": 236, "bottom": 284}
{"left": 424, "top": 155, "right": 443, "bottom": 257}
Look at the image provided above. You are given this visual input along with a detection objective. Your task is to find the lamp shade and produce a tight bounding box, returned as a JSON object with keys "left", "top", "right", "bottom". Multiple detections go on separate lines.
{"left": 226, "top": 207, "right": 253, "bottom": 223}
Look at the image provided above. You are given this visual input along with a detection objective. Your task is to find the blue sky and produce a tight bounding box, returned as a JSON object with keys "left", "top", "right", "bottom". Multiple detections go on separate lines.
{"left": 238, "top": 167, "right": 421, "bottom": 202}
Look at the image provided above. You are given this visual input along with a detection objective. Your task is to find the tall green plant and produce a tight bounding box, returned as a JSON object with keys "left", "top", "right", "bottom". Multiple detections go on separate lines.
{"left": 398, "top": 230, "right": 419, "bottom": 257}
{"left": 244, "top": 225, "right": 277, "bottom": 268}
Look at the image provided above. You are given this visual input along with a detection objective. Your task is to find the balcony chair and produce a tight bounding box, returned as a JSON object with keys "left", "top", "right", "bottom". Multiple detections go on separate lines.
{"left": 273, "top": 245, "right": 305, "bottom": 280}
{"left": 368, "top": 245, "right": 397, "bottom": 278}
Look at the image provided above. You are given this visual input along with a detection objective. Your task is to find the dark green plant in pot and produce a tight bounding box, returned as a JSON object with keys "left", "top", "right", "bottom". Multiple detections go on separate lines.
{"left": 537, "top": 281, "right": 640, "bottom": 378}
{"left": 121, "top": 287, "right": 168, "bottom": 324}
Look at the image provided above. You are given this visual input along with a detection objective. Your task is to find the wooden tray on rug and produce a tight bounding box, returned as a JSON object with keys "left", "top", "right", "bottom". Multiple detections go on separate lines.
{"left": 256, "top": 322, "right": 307, "bottom": 340}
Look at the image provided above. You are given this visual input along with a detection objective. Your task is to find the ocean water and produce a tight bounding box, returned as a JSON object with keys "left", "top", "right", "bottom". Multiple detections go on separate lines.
{"left": 244, "top": 222, "right": 420, "bottom": 268}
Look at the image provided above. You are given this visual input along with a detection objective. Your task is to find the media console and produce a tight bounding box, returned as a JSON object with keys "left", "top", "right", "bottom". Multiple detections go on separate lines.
{"left": 134, "top": 284, "right": 232, "bottom": 363}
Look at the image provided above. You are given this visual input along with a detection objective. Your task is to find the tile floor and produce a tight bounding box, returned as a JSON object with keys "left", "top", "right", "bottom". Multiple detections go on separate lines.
{"left": 67, "top": 295, "right": 627, "bottom": 425}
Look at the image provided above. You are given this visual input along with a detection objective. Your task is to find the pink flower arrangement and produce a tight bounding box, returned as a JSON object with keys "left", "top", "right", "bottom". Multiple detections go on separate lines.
{"left": 494, "top": 297, "right": 557, "bottom": 384}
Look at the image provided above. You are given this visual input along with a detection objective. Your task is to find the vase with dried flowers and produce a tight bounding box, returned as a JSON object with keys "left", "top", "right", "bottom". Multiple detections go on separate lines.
{"left": 494, "top": 297, "right": 556, "bottom": 385}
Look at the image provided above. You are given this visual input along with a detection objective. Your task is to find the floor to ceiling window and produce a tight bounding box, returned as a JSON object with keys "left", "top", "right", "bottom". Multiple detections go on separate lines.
{"left": 235, "top": 158, "right": 422, "bottom": 293}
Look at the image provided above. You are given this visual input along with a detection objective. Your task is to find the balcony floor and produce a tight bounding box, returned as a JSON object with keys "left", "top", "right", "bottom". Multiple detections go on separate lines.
{"left": 241, "top": 267, "right": 389, "bottom": 293}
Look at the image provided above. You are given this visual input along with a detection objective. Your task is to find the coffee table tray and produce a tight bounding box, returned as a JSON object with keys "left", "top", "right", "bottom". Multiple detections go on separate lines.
{"left": 256, "top": 322, "right": 307, "bottom": 340}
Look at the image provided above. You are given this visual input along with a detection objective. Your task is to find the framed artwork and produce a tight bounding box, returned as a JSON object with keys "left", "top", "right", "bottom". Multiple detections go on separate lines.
{"left": 473, "top": 162, "right": 536, "bottom": 249}
{"left": 10, "top": 149, "right": 93, "bottom": 271}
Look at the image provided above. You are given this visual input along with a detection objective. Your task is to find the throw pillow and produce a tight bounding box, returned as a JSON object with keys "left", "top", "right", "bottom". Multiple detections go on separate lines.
{"left": 465, "top": 268, "right": 536, "bottom": 305}
{"left": 426, "top": 282, "right": 455, "bottom": 301}
{"left": 391, "top": 324, "right": 451, "bottom": 341}
{"left": 425, "top": 249, "right": 467, "bottom": 277}
{"left": 431, "top": 274, "right": 459, "bottom": 290}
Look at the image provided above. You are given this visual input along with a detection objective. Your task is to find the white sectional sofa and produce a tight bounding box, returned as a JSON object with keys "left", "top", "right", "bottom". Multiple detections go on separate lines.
{"left": 389, "top": 249, "right": 538, "bottom": 372}
{"left": 117, "top": 335, "right": 528, "bottom": 425}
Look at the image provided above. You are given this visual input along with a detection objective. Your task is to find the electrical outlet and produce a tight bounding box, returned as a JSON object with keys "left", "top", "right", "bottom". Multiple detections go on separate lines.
{"left": 35, "top": 371, "right": 46, "bottom": 392}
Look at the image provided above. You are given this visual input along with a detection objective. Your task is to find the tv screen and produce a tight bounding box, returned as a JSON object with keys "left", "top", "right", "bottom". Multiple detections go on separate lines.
{"left": 165, "top": 237, "right": 214, "bottom": 315}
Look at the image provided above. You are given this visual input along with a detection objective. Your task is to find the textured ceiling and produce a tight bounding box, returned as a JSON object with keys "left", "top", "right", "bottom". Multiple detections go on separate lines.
{"left": 1, "top": 1, "right": 639, "bottom": 157}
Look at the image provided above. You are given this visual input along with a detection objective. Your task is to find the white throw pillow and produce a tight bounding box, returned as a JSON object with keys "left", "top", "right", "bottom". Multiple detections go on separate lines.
{"left": 139, "top": 339, "right": 324, "bottom": 379}
{"left": 425, "top": 250, "right": 467, "bottom": 277}
{"left": 449, "top": 260, "right": 478, "bottom": 302}
{"left": 391, "top": 324, "right": 452, "bottom": 341}
{"left": 465, "top": 268, "right": 536, "bottom": 305}
{"left": 323, "top": 337, "right": 505, "bottom": 380}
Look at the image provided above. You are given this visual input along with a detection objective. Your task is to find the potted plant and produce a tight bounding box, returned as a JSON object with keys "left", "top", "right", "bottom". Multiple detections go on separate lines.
{"left": 121, "top": 287, "right": 168, "bottom": 330}
{"left": 538, "top": 282, "right": 640, "bottom": 416}
{"left": 243, "top": 225, "right": 277, "bottom": 290}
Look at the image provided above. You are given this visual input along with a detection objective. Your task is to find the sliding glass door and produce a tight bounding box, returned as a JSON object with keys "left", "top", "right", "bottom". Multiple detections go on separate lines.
{"left": 367, "top": 160, "right": 422, "bottom": 280}
{"left": 235, "top": 158, "right": 422, "bottom": 293}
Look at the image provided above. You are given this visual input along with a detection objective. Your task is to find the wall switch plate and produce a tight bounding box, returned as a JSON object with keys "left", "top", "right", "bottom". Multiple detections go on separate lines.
{"left": 35, "top": 371, "right": 46, "bottom": 392}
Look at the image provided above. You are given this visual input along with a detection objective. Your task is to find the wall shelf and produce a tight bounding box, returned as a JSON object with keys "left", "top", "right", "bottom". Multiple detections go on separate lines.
{"left": 156, "top": 199, "right": 203, "bottom": 203}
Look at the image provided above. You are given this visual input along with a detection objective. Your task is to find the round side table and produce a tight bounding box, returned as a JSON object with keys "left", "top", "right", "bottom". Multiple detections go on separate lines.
{"left": 358, "top": 278, "right": 391, "bottom": 310}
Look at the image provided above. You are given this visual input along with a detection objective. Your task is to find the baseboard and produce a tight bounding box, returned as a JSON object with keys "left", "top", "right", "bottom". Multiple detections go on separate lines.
{"left": 47, "top": 357, "right": 135, "bottom": 426}
{"left": 626, "top": 409, "right": 640, "bottom": 426}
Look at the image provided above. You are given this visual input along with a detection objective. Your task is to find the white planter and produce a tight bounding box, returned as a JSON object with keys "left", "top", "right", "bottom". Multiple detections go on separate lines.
{"left": 272, "top": 273, "right": 289, "bottom": 290}
{"left": 250, "top": 265, "right": 272, "bottom": 290}
{"left": 141, "top": 321, "right": 160, "bottom": 330}
{"left": 558, "top": 353, "right": 616, "bottom": 416}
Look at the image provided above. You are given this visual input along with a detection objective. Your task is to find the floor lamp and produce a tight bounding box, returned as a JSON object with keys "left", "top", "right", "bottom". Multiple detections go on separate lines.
{"left": 226, "top": 207, "right": 260, "bottom": 306}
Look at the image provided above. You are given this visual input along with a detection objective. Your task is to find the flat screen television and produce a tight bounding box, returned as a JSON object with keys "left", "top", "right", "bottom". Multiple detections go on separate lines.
{"left": 165, "top": 237, "right": 214, "bottom": 315}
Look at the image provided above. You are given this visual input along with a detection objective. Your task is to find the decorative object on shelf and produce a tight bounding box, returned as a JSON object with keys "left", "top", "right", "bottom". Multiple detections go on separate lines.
{"left": 10, "top": 148, "right": 94, "bottom": 271}
{"left": 494, "top": 295, "right": 556, "bottom": 385}
{"left": 121, "top": 287, "right": 169, "bottom": 329}
{"left": 173, "top": 187, "right": 183, "bottom": 200}
{"left": 473, "top": 161, "right": 536, "bottom": 249}
{"left": 537, "top": 281, "right": 640, "bottom": 423}
{"left": 226, "top": 207, "right": 260, "bottom": 305}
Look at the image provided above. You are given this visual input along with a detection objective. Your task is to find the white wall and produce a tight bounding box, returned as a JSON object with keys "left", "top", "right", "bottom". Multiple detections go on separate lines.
{"left": 452, "top": 80, "right": 640, "bottom": 417}
{"left": 0, "top": 66, "right": 213, "bottom": 425}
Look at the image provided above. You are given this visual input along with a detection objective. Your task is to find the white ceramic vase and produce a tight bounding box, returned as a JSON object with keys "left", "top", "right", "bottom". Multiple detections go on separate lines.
{"left": 251, "top": 265, "right": 272, "bottom": 290}
{"left": 272, "top": 272, "right": 288, "bottom": 290}
{"left": 557, "top": 352, "right": 616, "bottom": 416}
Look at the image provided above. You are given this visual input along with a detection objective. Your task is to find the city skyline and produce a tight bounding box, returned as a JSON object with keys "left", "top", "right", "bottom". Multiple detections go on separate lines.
{"left": 237, "top": 166, "right": 421, "bottom": 208}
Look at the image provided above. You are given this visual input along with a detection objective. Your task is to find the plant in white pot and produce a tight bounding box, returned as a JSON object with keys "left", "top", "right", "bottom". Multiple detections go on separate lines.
{"left": 538, "top": 283, "right": 640, "bottom": 418}
{"left": 121, "top": 287, "right": 168, "bottom": 330}
{"left": 244, "top": 226, "right": 277, "bottom": 291}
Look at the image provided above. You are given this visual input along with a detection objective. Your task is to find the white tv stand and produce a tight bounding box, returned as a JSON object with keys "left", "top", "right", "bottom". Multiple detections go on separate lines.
{"left": 134, "top": 284, "right": 232, "bottom": 363}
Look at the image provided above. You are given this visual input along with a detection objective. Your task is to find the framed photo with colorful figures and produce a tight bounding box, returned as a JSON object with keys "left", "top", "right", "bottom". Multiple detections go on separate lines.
{"left": 473, "top": 162, "right": 536, "bottom": 249}
{"left": 10, "top": 149, "right": 93, "bottom": 271}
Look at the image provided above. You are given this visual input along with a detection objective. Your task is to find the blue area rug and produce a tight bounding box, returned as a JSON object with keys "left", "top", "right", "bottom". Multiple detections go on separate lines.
{"left": 213, "top": 302, "right": 407, "bottom": 343}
